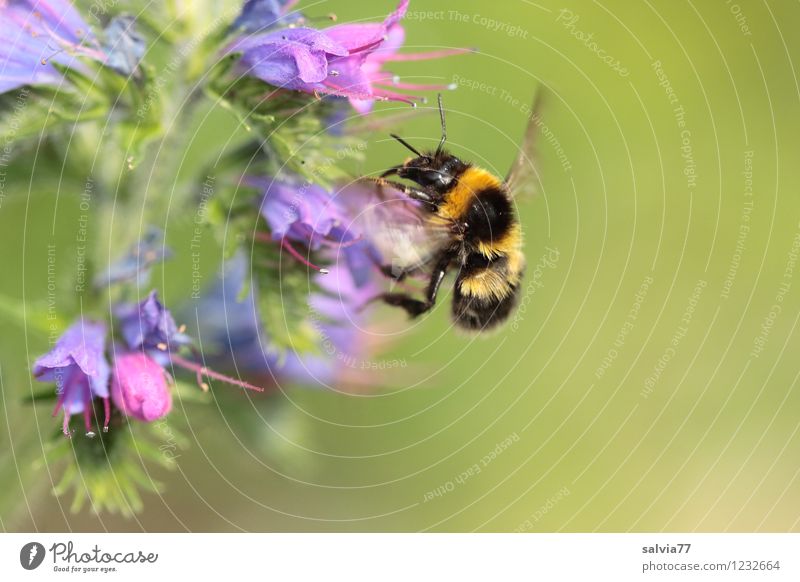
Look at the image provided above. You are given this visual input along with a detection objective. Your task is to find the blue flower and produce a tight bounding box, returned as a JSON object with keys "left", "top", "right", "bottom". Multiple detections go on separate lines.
{"left": 195, "top": 243, "right": 379, "bottom": 388}
{"left": 114, "top": 290, "right": 191, "bottom": 356}
{"left": 94, "top": 227, "right": 172, "bottom": 289}
{"left": 225, "top": 27, "right": 349, "bottom": 93}
{"left": 101, "top": 14, "right": 145, "bottom": 77}
{"left": 33, "top": 319, "right": 110, "bottom": 436}
{"left": 0, "top": 0, "right": 106, "bottom": 94}
{"left": 254, "top": 175, "right": 357, "bottom": 250}
{"left": 114, "top": 290, "right": 264, "bottom": 394}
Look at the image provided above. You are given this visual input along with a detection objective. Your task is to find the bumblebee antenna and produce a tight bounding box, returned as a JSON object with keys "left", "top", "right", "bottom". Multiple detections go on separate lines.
{"left": 435, "top": 93, "right": 447, "bottom": 157}
{"left": 390, "top": 133, "right": 424, "bottom": 157}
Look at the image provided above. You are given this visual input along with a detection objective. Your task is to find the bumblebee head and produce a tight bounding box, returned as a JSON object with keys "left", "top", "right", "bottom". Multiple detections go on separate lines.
{"left": 397, "top": 153, "right": 466, "bottom": 192}
{"left": 383, "top": 95, "right": 467, "bottom": 193}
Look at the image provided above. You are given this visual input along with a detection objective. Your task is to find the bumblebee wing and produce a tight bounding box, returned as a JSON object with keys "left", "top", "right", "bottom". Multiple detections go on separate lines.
{"left": 339, "top": 179, "right": 451, "bottom": 274}
{"left": 505, "top": 90, "right": 545, "bottom": 200}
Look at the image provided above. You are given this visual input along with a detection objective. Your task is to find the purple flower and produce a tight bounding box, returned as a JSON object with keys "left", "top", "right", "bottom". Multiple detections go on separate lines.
{"left": 190, "top": 255, "right": 271, "bottom": 374}
{"left": 331, "top": 4, "right": 468, "bottom": 113}
{"left": 226, "top": 27, "right": 349, "bottom": 92}
{"left": 254, "top": 175, "right": 357, "bottom": 251}
{"left": 111, "top": 352, "right": 172, "bottom": 422}
{"left": 114, "top": 290, "right": 191, "bottom": 356}
{"left": 196, "top": 246, "right": 379, "bottom": 387}
{"left": 294, "top": 246, "right": 380, "bottom": 384}
{"left": 94, "top": 227, "right": 172, "bottom": 288}
{"left": 0, "top": 0, "right": 105, "bottom": 94}
{"left": 115, "top": 288, "right": 264, "bottom": 394}
{"left": 226, "top": 0, "right": 466, "bottom": 110}
{"left": 33, "top": 319, "right": 110, "bottom": 436}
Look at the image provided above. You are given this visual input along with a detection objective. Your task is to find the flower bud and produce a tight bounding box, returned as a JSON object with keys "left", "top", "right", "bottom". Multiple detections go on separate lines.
{"left": 111, "top": 352, "right": 172, "bottom": 422}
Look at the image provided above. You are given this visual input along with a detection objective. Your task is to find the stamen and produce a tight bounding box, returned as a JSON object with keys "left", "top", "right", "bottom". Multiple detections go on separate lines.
{"left": 347, "top": 37, "right": 386, "bottom": 55}
{"left": 170, "top": 354, "right": 264, "bottom": 393}
{"left": 280, "top": 237, "right": 329, "bottom": 274}
{"left": 52, "top": 393, "right": 65, "bottom": 417}
{"left": 103, "top": 397, "right": 111, "bottom": 433}
{"left": 383, "top": 48, "right": 475, "bottom": 62}
{"left": 62, "top": 412, "right": 72, "bottom": 437}
{"left": 381, "top": 79, "right": 458, "bottom": 91}
{"left": 256, "top": 231, "right": 331, "bottom": 269}
{"left": 83, "top": 388, "right": 93, "bottom": 435}
{"left": 84, "top": 411, "right": 94, "bottom": 436}
{"left": 300, "top": 12, "right": 337, "bottom": 24}
{"left": 371, "top": 88, "right": 421, "bottom": 107}
{"left": 42, "top": 46, "right": 66, "bottom": 66}
{"left": 35, "top": 17, "right": 107, "bottom": 62}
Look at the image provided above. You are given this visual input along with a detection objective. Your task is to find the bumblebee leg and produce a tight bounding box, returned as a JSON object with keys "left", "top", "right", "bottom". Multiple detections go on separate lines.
{"left": 372, "top": 255, "right": 450, "bottom": 318}
{"left": 425, "top": 256, "right": 450, "bottom": 303}
{"left": 366, "top": 177, "right": 437, "bottom": 207}
{"left": 378, "top": 263, "right": 408, "bottom": 282}
{"left": 376, "top": 293, "right": 431, "bottom": 317}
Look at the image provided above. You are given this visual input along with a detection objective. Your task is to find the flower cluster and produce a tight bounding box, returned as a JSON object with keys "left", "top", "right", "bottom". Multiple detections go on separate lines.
{"left": 16, "top": 0, "right": 470, "bottom": 513}
{"left": 35, "top": 291, "right": 261, "bottom": 437}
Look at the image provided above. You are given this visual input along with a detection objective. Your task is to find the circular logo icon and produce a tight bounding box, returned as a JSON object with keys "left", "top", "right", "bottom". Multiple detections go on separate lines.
{"left": 20, "top": 542, "right": 45, "bottom": 570}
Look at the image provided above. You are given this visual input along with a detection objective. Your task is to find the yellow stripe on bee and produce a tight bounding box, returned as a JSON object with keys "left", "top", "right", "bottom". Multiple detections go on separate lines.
{"left": 438, "top": 166, "right": 503, "bottom": 222}
{"left": 477, "top": 222, "right": 523, "bottom": 259}
{"left": 505, "top": 248, "right": 526, "bottom": 286}
{"left": 459, "top": 269, "right": 512, "bottom": 301}
{"left": 459, "top": 249, "right": 526, "bottom": 301}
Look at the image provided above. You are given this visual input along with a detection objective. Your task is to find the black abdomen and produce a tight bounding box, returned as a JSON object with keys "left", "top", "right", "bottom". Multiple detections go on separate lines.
{"left": 452, "top": 281, "right": 520, "bottom": 331}
{"left": 451, "top": 255, "right": 522, "bottom": 331}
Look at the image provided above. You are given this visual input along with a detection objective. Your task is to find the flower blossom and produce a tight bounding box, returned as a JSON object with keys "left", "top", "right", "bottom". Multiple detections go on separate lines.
{"left": 94, "top": 227, "right": 172, "bottom": 288}
{"left": 0, "top": 0, "right": 106, "bottom": 94}
{"left": 194, "top": 249, "right": 379, "bottom": 387}
{"left": 226, "top": 0, "right": 466, "bottom": 111}
{"left": 33, "top": 320, "right": 110, "bottom": 436}
{"left": 253, "top": 175, "right": 360, "bottom": 271}
{"left": 111, "top": 352, "right": 172, "bottom": 422}
{"left": 115, "top": 290, "right": 263, "bottom": 395}
{"left": 114, "top": 290, "right": 191, "bottom": 358}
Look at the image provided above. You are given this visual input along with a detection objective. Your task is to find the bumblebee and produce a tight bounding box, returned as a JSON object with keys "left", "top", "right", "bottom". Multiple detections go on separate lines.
{"left": 358, "top": 93, "right": 541, "bottom": 332}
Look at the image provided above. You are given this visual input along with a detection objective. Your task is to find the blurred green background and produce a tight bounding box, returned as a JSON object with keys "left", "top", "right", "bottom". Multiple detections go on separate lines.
{"left": 2, "top": 0, "right": 800, "bottom": 531}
